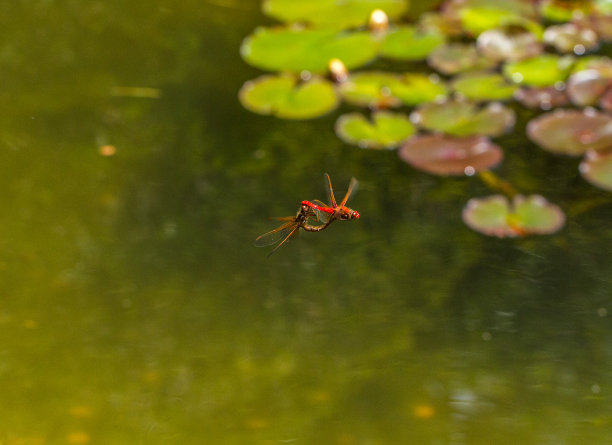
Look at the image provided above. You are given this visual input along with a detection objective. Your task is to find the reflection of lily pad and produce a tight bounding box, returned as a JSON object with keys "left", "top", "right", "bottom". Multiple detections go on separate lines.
{"left": 462, "top": 194, "right": 565, "bottom": 237}
{"left": 543, "top": 23, "right": 599, "bottom": 54}
{"left": 411, "top": 100, "right": 515, "bottom": 137}
{"left": 335, "top": 111, "right": 415, "bottom": 149}
{"left": 238, "top": 74, "right": 338, "bottom": 119}
{"left": 240, "top": 27, "right": 378, "bottom": 73}
{"left": 339, "top": 71, "right": 447, "bottom": 108}
{"left": 428, "top": 43, "right": 497, "bottom": 75}
{"left": 380, "top": 26, "right": 446, "bottom": 60}
{"left": 452, "top": 71, "right": 518, "bottom": 101}
{"left": 513, "top": 85, "right": 569, "bottom": 110}
{"left": 527, "top": 109, "right": 612, "bottom": 155}
{"left": 398, "top": 134, "right": 503, "bottom": 176}
{"left": 262, "top": 0, "right": 408, "bottom": 28}
{"left": 476, "top": 27, "right": 543, "bottom": 62}
{"left": 579, "top": 149, "right": 612, "bottom": 192}
{"left": 503, "top": 54, "right": 574, "bottom": 86}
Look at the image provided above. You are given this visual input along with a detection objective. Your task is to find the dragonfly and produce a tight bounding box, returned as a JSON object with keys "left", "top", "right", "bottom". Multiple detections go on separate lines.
{"left": 302, "top": 173, "right": 360, "bottom": 228}
{"left": 254, "top": 203, "right": 329, "bottom": 257}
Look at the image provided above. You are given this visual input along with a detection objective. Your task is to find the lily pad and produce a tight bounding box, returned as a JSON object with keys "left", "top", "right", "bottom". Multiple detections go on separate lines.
{"left": 338, "top": 71, "right": 448, "bottom": 108}
{"left": 513, "top": 85, "right": 569, "bottom": 110}
{"left": 527, "top": 109, "right": 612, "bottom": 155}
{"left": 476, "top": 27, "right": 543, "bottom": 62}
{"left": 335, "top": 111, "right": 415, "bottom": 149}
{"left": 566, "top": 69, "right": 612, "bottom": 106}
{"left": 238, "top": 74, "right": 338, "bottom": 119}
{"left": 462, "top": 194, "right": 565, "bottom": 237}
{"left": 240, "top": 26, "right": 379, "bottom": 73}
{"left": 452, "top": 71, "right": 518, "bottom": 101}
{"left": 398, "top": 134, "right": 503, "bottom": 176}
{"left": 380, "top": 25, "right": 446, "bottom": 61}
{"left": 543, "top": 23, "right": 599, "bottom": 54}
{"left": 262, "top": 0, "right": 408, "bottom": 29}
{"left": 411, "top": 99, "right": 515, "bottom": 137}
{"left": 539, "top": 0, "right": 595, "bottom": 22}
{"left": 442, "top": 0, "right": 539, "bottom": 35}
{"left": 503, "top": 54, "right": 575, "bottom": 87}
{"left": 579, "top": 149, "right": 612, "bottom": 192}
{"left": 428, "top": 43, "right": 497, "bottom": 75}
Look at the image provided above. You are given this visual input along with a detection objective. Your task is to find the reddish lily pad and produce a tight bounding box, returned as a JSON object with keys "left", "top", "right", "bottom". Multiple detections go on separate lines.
{"left": 566, "top": 69, "right": 612, "bottom": 107}
{"left": 527, "top": 109, "right": 612, "bottom": 155}
{"left": 543, "top": 23, "right": 599, "bottom": 54}
{"left": 476, "top": 27, "right": 543, "bottom": 62}
{"left": 335, "top": 111, "right": 415, "bottom": 149}
{"left": 240, "top": 26, "right": 378, "bottom": 74}
{"left": 238, "top": 74, "right": 338, "bottom": 119}
{"left": 428, "top": 43, "right": 497, "bottom": 75}
{"left": 452, "top": 71, "right": 518, "bottom": 102}
{"left": 579, "top": 149, "right": 612, "bottom": 192}
{"left": 514, "top": 85, "right": 569, "bottom": 110}
{"left": 503, "top": 54, "right": 575, "bottom": 87}
{"left": 411, "top": 99, "right": 515, "bottom": 137}
{"left": 462, "top": 194, "right": 565, "bottom": 237}
{"left": 380, "top": 25, "right": 446, "bottom": 61}
{"left": 262, "top": 0, "right": 408, "bottom": 28}
{"left": 338, "top": 71, "right": 448, "bottom": 108}
{"left": 398, "top": 134, "right": 504, "bottom": 176}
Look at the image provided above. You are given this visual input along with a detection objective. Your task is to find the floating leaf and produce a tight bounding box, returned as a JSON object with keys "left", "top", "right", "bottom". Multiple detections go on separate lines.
{"left": 579, "top": 149, "right": 612, "bottom": 192}
{"left": 240, "top": 26, "right": 378, "bottom": 73}
{"left": 335, "top": 111, "right": 415, "bottom": 149}
{"left": 503, "top": 54, "right": 574, "bottom": 87}
{"left": 262, "top": 0, "right": 408, "bottom": 28}
{"left": 476, "top": 27, "right": 543, "bottom": 62}
{"left": 462, "top": 194, "right": 565, "bottom": 237}
{"left": 411, "top": 99, "right": 515, "bottom": 137}
{"left": 380, "top": 26, "right": 446, "bottom": 61}
{"left": 539, "top": 0, "right": 595, "bottom": 22}
{"left": 513, "top": 85, "right": 569, "bottom": 110}
{"left": 566, "top": 67, "right": 612, "bottom": 107}
{"left": 543, "top": 23, "right": 599, "bottom": 54}
{"left": 452, "top": 71, "right": 518, "bottom": 101}
{"left": 428, "top": 43, "right": 497, "bottom": 75}
{"left": 398, "top": 134, "right": 503, "bottom": 176}
{"left": 338, "top": 71, "right": 447, "bottom": 108}
{"left": 527, "top": 109, "right": 612, "bottom": 155}
{"left": 442, "top": 0, "right": 539, "bottom": 35}
{"left": 238, "top": 74, "right": 338, "bottom": 119}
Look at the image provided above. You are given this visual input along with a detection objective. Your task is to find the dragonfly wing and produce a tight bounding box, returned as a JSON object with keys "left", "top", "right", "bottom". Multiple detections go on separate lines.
{"left": 324, "top": 173, "right": 337, "bottom": 208}
{"left": 267, "top": 224, "right": 300, "bottom": 257}
{"left": 254, "top": 220, "right": 295, "bottom": 247}
{"left": 311, "top": 199, "right": 332, "bottom": 223}
{"left": 340, "top": 177, "right": 358, "bottom": 206}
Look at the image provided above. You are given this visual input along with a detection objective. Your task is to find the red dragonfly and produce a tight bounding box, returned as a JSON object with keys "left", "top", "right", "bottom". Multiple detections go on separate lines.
{"left": 255, "top": 174, "right": 360, "bottom": 256}
{"left": 254, "top": 203, "right": 328, "bottom": 257}
{"left": 302, "top": 173, "right": 360, "bottom": 227}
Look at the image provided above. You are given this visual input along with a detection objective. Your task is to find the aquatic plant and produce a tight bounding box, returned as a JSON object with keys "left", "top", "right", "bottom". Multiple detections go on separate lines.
{"left": 239, "top": 0, "right": 612, "bottom": 237}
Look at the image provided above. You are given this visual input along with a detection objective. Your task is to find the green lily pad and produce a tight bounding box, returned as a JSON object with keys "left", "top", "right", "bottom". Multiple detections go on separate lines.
{"left": 580, "top": 149, "right": 612, "bottom": 192}
{"left": 428, "top": 43, "right": 497, "bottom": 75}
{"left": 240, "top": 26, "right": 379, "bottom": 73}
{"left": 335, "top": 111, "right": 415, "bottom": 149}
{"left": 411, "top": 99, "right": 515, "bottom": 137}
{"left": 380, "top": 25, "right": 446, "bottom": 61}
{"left": 238, "top": 74, "right": 338, "bottom": 119}
{"left": 462, "top": 194, "right": 565, "bottom": 237}
{"left": 262, "top": 0, "right": 408, "bottom": 28}
{"left": 539, "top": 0, "right": 595, "bottom": 22}
{"left": 452, "top": 71, "right": 518, "bottom": 101}
{"left": 338, "top": 71, "right": 447, "bottom": 108}
{"left": 526, "top": 109, "right": 612, "bottom": 155}
{"left": 503, "top": 54, "right": 575, "bottom": 87}
{"left": 443, "top": 0, "right": 538, "bottom": 35}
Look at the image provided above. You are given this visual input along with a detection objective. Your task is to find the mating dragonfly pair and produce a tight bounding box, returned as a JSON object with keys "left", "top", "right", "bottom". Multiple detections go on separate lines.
{"left": 255, "top": 173, "right": 360, "bottom": 256}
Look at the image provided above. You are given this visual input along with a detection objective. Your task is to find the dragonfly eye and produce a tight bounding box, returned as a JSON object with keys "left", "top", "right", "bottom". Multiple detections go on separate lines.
{"left": 352, "top": 211, "right": 360, "bottom": 219}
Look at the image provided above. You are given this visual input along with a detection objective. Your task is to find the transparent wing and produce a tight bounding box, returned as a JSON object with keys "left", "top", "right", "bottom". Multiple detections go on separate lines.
{"left": 324, "top": 173, "right": 337, "bottom": 208}
{"left": 340, "top": 177, "right": 358, "bottom": 206}
{"left": 254, "top": 218, "right": 296, "bottom": 247}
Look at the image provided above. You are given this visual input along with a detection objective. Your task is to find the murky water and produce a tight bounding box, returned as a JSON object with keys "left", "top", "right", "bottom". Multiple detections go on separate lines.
{"left": 1, "top": 1, "right": 612, "bottom": 444}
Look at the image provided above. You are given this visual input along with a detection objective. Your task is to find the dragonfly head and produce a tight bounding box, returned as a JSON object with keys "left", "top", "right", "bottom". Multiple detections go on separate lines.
{"left": 339, "top": 207, "right": 359, "bottom": 220}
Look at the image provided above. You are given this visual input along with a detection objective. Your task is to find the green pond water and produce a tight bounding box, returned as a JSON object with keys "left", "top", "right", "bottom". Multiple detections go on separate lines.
{"left": 2, "top": 1, "right": 612, "bottom": 444}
